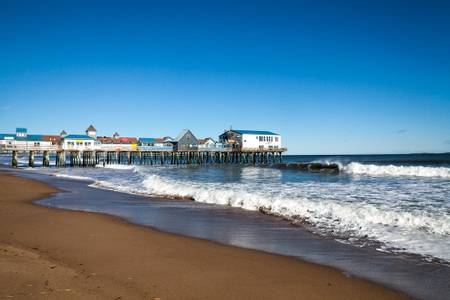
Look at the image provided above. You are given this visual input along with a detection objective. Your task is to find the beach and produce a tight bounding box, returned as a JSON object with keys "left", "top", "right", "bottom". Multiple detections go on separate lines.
{"left": 0, "top": 171, "right": 408, "bottom": 299}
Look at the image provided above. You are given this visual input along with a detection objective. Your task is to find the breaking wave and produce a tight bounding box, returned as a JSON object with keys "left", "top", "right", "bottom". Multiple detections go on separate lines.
{"left": 343, "top": 162, "right": 450, "bottom": 178}
{"left": 140, "top": 173, "right": 450, "bottom": 262}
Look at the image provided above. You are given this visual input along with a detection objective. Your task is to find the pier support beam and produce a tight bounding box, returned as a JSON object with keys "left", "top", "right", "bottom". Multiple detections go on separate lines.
{"left": 28, "top": 151, "right": 34, "bottom": 167}
{"left": 43, "top": 151, "right": 50, "bottom": 167}
{"left": 12, "top": 151, "right": 17, "bottom": 167}
{"left": 57, "top": 151, "right": 66, "bottom": 167}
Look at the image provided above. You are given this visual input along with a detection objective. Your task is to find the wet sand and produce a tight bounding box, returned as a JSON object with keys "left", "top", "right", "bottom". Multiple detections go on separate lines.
{"left": 0, "top": 172, "right": 408, "bottom": 299}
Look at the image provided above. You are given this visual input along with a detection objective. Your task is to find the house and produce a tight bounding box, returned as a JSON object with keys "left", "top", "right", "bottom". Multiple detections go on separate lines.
{"left": 197, "top": 137, "right": 229, "bottom": 151}
{"left": 0, "top": 128, "right": 59, "bottom": 151}
{"left": 198, "top": 137, "right": 216, "bottom": 148}
{"left": 219, "top": 129, "right": 281, "bottom": 151}
{"left": 174, "top": 129, "right": 198, "bottom": 151}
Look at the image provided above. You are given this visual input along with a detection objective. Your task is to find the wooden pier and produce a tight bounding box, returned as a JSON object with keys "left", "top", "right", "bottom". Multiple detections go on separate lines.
{"left": 3, "top": 148, "right": 285, "bottom": 167}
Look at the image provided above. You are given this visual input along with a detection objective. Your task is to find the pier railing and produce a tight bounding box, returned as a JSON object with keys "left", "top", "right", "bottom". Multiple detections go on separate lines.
{"left": 0, "top": 144, "right": 59, "bottom": 152}
{"left": 137, "top": 145, "right": 174, "bottom": 151}
{"left": 198, "top": 146, "right": 232, "bottom": 152}
{"left": 240, "top": 147, "right": 287, "bottom": 152}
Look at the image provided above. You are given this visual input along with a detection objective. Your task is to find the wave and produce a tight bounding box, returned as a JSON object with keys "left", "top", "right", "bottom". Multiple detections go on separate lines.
{"left": 142, "top": 174, "right": 449, "bottom": 233}
{"left": 138, "top": 173, "right": 450, "bottom": 261}
{"left": 343, "top": 162, "right": 450, "bottom": 178}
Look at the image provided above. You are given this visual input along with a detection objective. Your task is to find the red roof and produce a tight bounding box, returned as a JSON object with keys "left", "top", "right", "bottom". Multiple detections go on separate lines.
{"left": 42, "top": 135, "right": 61, "bottom": 142}
{"left": 97, "top": 136, "right": 137, "bottom": 144}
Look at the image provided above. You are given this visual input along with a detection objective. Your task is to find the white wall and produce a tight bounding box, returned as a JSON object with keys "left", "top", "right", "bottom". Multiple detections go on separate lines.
{"left": 62, "top": 139, "right": 98, "bottom": 151}
{"left": 86, "top": 130, "right": 97, "bottom": 138}
{"left": 241, "top": 134, "right": 281, "bottom": 150}
{"left": 0, "top": 139, "right": 55, "bottom": 150}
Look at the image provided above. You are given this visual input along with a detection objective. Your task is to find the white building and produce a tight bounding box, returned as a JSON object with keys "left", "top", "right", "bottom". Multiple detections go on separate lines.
{"left": 60, "top": 125, "right": 100, "bottom": 151}
{"left": 61, "top": 134, "right": 98, "bottom": 151}
{"left": 0, "top": 128, "right": 59, "bottom": 151}
{"left": 219, "top": 129, "right": 282, "bottom": 151}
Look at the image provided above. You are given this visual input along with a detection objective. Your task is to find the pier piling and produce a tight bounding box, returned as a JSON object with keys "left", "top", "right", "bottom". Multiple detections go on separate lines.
{"left": 28, "top": 151, "right": 34, "bottom": 167}
{"left": 12, "top": 151, "right": 17, "bottom": 167}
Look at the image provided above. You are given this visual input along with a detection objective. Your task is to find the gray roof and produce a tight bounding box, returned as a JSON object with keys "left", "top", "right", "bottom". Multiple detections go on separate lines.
{"left": 175, "top": 129, "right": 193, "bottom": 141}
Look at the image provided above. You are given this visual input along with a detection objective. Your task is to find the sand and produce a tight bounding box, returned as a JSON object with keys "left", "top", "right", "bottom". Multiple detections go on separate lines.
{"left": 0, "top": 172, "right": 408, "bottom": 299}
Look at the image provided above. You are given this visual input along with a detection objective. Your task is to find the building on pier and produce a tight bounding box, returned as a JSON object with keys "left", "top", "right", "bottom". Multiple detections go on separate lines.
{"left": 174, "top": 129, "right": 198, "bottom": 151}
{"left": 198, "top": 137, "right": 230, "bottom": 151}
{"left": 62, "top": 134, "right": 98, "bottom": 151}
{"left": 138, "top": 137, "right": 173, "bottom": 151}
{"left": 97, "top": 134, "right": 138, "bottom": 151}
{"left": 198, "top": 137, "right": 215, "bottom": 148}
{"left": 0, "top": 128, "right": 59, "bottom": 151}
{"left": 219, "top": 129, "right": 282, "bottom": 151}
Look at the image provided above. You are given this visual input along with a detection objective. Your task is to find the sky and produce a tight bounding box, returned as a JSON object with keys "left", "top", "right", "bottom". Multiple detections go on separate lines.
{"left": 0, "top": 0, "right": 449, "bottom": 154}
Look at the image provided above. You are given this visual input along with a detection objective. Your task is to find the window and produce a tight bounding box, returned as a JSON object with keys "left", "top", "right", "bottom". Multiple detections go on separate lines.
{"left": 76, "top": 142, "right": 82, "bottom": 146}
{"left": 275, "top": 137, "right": 279, "bottom": 142}
{"left": 34, "top": 142, "right": 40, "bottom": 146}
{"left": 84, "top": 142, "right": 90, "bottom": 146}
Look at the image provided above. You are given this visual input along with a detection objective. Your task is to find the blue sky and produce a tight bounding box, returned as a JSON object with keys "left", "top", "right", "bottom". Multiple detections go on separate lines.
{"left": 0, "top": 0, "right": 449, "bottom": 154}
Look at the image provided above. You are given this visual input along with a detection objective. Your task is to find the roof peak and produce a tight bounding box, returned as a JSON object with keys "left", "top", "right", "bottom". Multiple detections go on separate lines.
{"left": 86, "top": 125, "right": 97, "bottom": 131}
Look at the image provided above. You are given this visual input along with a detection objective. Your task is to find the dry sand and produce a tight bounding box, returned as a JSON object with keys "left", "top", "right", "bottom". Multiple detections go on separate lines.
{"left": 0, "top": 172, "right": 409, "bottom": 299}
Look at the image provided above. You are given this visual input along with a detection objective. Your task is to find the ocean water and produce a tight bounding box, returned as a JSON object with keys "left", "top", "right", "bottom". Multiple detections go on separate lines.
{"left": 2, "top": 153, "right": 450, "bottom": 263}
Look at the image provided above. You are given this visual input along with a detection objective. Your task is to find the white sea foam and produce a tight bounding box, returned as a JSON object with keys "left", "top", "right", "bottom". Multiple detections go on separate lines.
{"left": 95, "top": 164, "right": 136, "bottom": 170}
{"left": 139, "top": 173, "right": 450, "bottom": 262}
{"left": 54, "top": 174, "right": 93, "bottom": 181}
{"left": 343, "top": 162, "right": 450, "bottom": 178}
